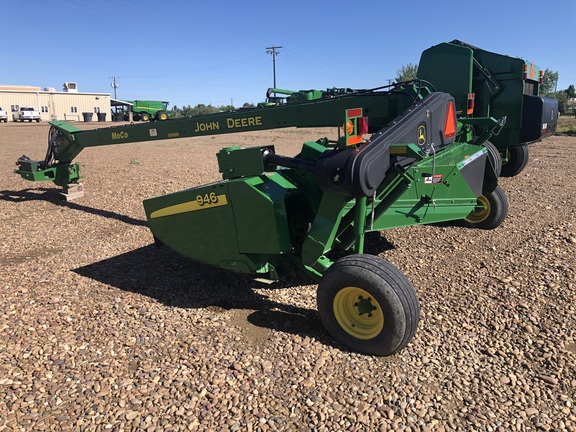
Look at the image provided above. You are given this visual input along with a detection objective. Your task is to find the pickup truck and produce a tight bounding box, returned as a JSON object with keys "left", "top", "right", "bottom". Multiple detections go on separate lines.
{"left": 0, "top": 107, "right": 7, "bottom": 122}
{"left": 13, "top": 107, "right": 41, "bottom": 122}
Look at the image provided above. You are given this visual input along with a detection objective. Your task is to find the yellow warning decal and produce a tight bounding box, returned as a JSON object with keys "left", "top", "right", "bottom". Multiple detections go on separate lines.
{"left": 417, "top": 125, "right": 426, "bottom": 146}
{"left": 151, "top": 193, "right": 228, "bottom": 218}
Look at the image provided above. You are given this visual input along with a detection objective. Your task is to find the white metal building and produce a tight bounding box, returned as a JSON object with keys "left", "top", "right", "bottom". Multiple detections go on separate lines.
{"left": 0, "top": 83, "right": 112, "bottom": 122}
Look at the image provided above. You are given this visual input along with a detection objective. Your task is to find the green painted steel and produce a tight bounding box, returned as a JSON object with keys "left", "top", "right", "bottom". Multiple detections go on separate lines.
{"left": 35, "top": 85, "right": 429, "bottom": 166}
{"left": 417, "top": 40, "right": 557, "bottom": 153}
{"left": 144, "top": 173, "right": 296, "bottom": 278}
{"left": 15, "top": 158, "right": 80, "bottom": 187}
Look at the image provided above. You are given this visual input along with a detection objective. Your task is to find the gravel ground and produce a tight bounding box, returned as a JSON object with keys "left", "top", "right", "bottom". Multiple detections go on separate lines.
{"left": 1, "top": 121, "right": 575, "bottom": 431}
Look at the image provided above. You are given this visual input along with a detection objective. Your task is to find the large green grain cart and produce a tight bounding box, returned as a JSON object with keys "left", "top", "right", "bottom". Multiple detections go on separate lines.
{"left": 417, "top": 40, "right": 558, "bottom": 176}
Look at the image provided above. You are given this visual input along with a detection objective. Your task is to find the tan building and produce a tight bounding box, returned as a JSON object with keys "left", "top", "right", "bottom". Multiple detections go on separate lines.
{"left": 0, "top": 82, "right": 112, "bottom": 122}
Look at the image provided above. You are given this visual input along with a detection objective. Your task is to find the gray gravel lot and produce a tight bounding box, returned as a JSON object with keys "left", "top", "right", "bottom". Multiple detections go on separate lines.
{"left": 1, "top": 122, "right": 575, "bottom": 431}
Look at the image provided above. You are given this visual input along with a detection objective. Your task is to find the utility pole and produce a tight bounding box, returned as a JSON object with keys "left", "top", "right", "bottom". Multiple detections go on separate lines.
{"left": 110, "top": 76, "right": 119, "bottom": 99}
{"left": 266, "top": 45, "right": 283, "bottom": 97}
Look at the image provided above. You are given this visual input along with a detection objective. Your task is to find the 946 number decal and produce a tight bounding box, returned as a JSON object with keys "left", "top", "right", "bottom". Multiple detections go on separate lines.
{"left": 196, "top": 192, "right": 219, "bottom": 206}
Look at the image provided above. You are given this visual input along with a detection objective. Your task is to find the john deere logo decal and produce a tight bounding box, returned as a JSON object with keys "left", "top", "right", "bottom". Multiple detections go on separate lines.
{"left": 417, "top": 124, "right": 426, "bottom": 146}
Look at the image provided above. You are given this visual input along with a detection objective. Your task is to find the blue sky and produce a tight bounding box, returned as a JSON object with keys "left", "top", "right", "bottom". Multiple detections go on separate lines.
{"left": 3, "top": 0, "right": 574, "bottom": 109}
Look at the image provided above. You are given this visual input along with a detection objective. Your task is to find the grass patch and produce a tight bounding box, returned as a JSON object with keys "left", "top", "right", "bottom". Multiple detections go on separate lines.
{"left": 557, "top": 115, "right": 576, "bottom": 136}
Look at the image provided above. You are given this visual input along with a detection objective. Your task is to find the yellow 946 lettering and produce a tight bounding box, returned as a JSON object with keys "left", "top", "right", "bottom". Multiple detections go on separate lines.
{"left": 196, "top": 192, "right": 219, "bottom": 206}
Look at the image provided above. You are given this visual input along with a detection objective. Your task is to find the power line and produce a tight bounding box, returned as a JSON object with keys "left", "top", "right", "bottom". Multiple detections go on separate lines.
{"left": 110, "top": 76, "right": 119, "bottom": 99}
{"left": 266, "top": 45, "right": 283, "bottom": 95}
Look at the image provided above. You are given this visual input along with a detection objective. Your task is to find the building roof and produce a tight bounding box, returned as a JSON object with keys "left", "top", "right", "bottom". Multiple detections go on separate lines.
{"left": 111, "top": 99, "right": 133, "bottom": 107}
{"left": 0, "top": 85, "right": 42, "bottom": 91}
{"left": 0, "top": 85, "right": 109, "bottom": 96}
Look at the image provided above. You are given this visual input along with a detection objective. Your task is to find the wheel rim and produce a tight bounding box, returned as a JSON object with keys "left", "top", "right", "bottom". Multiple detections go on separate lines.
{"left": 333, "top": 287, "right": 384, "bottom": 340}
{"left": 465, "top": 194, "right": 490, "bottom": 224}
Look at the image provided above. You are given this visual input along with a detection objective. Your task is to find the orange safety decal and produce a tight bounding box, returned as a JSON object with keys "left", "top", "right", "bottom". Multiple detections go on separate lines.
{"left": 347, "top": 135, "right": 362, "bottom": 146}
{"left": 444, "top": 101, "right": 456, "bottom": 139}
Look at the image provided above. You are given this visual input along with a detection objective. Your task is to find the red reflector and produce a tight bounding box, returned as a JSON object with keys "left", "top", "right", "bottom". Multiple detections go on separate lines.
{"left": 444, "top": 101, "right": 456, "bottom": 139}
{"left": 467, "top": 93, "right": 475, "bottom": 115}
{"left": 347, "top": 108, "right": 362, "bottom": 118}
{"left": 358, "top": 117, "right": 369, "bottom": 135}
{"left": 530, "top": 62, "right": 535, "bottom": 80}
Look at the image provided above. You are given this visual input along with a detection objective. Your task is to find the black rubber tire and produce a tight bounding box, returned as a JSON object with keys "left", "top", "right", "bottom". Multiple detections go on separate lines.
{"left": 461, "top": 185, "right": 508, "bottom": 230}
{"left": 484, "top": 141, "right": 502, "bottom": 177}
{"left": 155, "top": 111, "right": 168, "bottom": 121}
{"left": 140, "top": 112, "right": 150, "bottom": 122}
{"left": 501, "top": 145, "right": 529, "bottom": 177}
{"left": 317, "top": 254, "right": 420, "bottom": 356}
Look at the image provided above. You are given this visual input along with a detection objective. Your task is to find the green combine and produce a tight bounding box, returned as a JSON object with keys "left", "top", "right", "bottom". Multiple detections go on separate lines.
{"left": 121, "top": 100, "right": 170, "bottom": 122}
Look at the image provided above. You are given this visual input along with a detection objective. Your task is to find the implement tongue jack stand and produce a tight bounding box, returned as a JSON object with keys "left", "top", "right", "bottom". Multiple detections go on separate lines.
{"left": 61, "top": 183, "right": 84, "bottom": 201}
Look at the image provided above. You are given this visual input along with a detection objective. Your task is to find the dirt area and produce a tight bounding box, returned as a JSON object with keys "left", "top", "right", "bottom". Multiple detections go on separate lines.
{"left": 1, "top": 121, "right": 575, "bottom": 431}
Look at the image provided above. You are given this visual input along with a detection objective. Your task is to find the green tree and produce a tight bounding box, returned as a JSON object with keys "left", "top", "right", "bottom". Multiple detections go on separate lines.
{"left": 168, "top": 102, "right": 256, "bottom": 118}
{"left": 553, "top": 91, "right": 569, "bottom": 113}
{"left": 565, "top": 84, "right": 575, "bottom": 98}
{"left": 181, "top": 105, "right": 194, "bottom": 117}
{"left": 396, "top": 63, "right": 418, "bottom": 83}
{"left": 540, "top": 68, "right": 558, "bottom": 96}
{"left": 170, "top": 105, "right": 182, "bottom": 118}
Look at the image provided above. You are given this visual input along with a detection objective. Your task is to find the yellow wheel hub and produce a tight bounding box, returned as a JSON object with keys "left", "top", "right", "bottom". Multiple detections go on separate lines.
{"left": 333, "top": 287, "right": 384, "bottom": 339}
{"left": 465, "top": 194, "right": 490, "bottom": 224}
